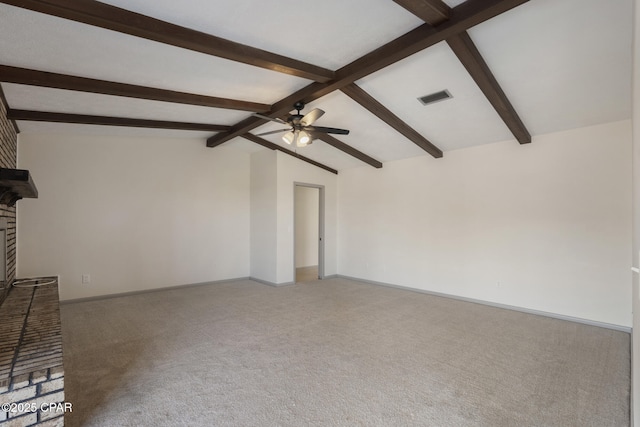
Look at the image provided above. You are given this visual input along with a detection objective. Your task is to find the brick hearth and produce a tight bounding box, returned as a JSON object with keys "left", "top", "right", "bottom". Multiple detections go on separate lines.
{"left": 0, "top": 278, "right": 65, "bottom": 426}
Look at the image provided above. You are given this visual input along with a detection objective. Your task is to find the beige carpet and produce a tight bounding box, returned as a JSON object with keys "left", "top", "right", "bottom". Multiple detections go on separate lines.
{"left": 60, "top": 278, "right": 630, "bottom": 426}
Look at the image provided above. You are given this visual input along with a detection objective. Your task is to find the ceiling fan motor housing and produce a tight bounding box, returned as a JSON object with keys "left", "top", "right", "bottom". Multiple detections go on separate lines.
{"left": 289, "top": 115, "right": 304, "bottom": 128}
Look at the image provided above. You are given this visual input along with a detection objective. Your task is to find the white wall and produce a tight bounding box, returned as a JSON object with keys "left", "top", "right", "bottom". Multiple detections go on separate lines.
{"left": 17, "top": 133, "right": 250, "bottom": 300}
{"left": 338, "top": 121, "right": 632, "bottom": 327}
{"left": 250, "top": 149, "right": 278, "bottom": 283}
{"left": 249, "top": 150, "right": 337, "bottom": 285}
{"left": 276, "top": 151, "right": 337, "bottom": 284}
{"left": 632, "top": 0, "right": 640, "bottom": 423}
{"left": 295, "top": 186, "right": 319, "bottom": 268}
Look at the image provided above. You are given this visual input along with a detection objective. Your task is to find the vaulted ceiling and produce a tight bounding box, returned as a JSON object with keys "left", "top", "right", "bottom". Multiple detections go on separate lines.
{"left": 0, "top": 0, "right": 632, "bottom": 174}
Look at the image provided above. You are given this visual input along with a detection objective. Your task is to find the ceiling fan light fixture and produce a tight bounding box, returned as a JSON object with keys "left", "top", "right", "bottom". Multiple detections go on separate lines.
{"left": 297, "top": 131, "right": 311, "bottom": 147}
{"left": 282, "top": 131, "right": 294, "bottom": 145}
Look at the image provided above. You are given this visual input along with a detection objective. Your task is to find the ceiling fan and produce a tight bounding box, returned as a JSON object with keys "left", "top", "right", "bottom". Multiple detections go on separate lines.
{"left": 254, "top": 101, "right": 349, "bottom": 147}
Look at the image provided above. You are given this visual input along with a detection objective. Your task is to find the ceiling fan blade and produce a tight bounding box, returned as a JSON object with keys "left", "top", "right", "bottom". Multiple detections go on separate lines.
{"left": 304, "top": 126, "right": 350, "bottom": 135}
{"left": 255, "top": 128, "right": 291, "bottom": 137}
{"left": 300, "top": 108, "right": 325, "bottom": 126}
{"left": 252, "top": 113, "right": 287, "bottom": 124}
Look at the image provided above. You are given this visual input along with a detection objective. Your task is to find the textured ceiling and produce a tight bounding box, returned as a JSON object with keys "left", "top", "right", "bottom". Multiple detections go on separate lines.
{"left": 0, "top": 0, "right": 633, "bottom": 171}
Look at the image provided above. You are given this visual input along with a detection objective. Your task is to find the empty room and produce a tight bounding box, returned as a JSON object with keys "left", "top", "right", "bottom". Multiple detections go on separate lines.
{"left": 0, "top": 0, "right": 639, "bottom": 426}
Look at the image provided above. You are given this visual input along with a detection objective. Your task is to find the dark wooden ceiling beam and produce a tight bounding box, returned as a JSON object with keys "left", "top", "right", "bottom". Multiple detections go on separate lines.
{"left": 446, "top": 32, "right": 531, "bottom": 144}
{"left": 392, "top": 0, "right": 450, "bottom": 26}
{"left": 0, "top": 65, "right": 269, "bottom": 112}
{"left": 315, "top": 134, "right": 383, "bottom": 168}
{"left": 393, "top": 0, "right": 531, "bottom": 145}
{"left": 332, "top": 0, "right": 529, "bottom": 89}
{"left": 207, "top": 116, "right": 270, "bottom": 147}
{"left": 207, "top": 0, "right": 530, "bottom": 147}
{"left": 242, "top": 133, "right": 337, "bottom": 175}
{"left": 0, "top": 0, "right": 334, "bottom": 83}
{"left": 341, "top": 83, "right": 442, "bottom": 158}
{"left": 7, "top": 109, "right": 231, "bottom": 132}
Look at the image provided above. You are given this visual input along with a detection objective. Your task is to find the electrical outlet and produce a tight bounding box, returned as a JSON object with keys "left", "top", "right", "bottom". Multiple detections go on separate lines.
{"left": 82, "top": 274, "right": 90, "bottom": 284}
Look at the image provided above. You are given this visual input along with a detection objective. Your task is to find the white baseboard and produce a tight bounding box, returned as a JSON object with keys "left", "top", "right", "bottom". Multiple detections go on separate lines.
{"left": 60, "top": 274, "right": 631, "bottom": 333}
{"left": 61, "top": 277, "right": 251, "bottom": 304}
{"left": 250, "top": 277, "right": 294, "bottom": 287}
{"left": 335, "top": 275, "right": 631, "bottom": 333}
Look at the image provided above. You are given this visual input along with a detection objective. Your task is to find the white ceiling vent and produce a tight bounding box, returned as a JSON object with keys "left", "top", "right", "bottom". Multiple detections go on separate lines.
{"left": 417, "top": 90, "right": 452, "bottom": 106}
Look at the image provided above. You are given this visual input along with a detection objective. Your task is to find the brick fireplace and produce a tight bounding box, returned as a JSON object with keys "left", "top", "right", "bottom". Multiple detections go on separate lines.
{"left": 0, "top": 87, "right": 17, "bottom": 307}
{"left": 0, "top": 86, "right": 65, "bottom": 426}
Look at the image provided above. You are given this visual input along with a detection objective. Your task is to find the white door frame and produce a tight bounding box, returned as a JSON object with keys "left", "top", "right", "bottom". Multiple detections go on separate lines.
{"left": 293, "top": 182, "right": 325, "bottom": 282}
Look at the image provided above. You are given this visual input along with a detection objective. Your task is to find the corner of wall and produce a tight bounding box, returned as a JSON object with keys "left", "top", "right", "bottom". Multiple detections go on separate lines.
{"left": 249, "top": 149, "right": 278, "bottom": 283}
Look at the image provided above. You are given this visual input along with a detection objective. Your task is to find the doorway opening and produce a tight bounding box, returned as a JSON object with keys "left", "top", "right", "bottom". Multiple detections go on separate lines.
{"left": 294, "top": 183, "right": 324, "bottom": 283}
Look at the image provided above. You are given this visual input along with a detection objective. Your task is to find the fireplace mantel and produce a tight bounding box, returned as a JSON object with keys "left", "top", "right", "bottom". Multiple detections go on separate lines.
{"left": 0, "top": 168, "right": 38, "bottom": 207}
